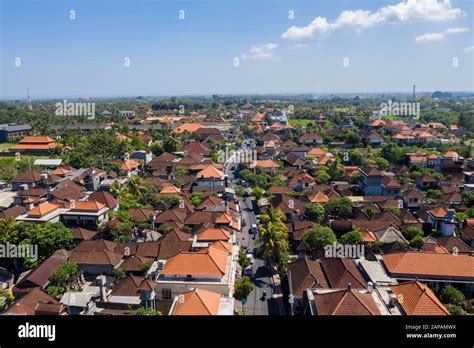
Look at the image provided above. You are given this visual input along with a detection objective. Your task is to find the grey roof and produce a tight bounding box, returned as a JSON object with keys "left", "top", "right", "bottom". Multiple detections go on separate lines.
{"left": 0, "top": 124, "right": 31, "bottom": 132}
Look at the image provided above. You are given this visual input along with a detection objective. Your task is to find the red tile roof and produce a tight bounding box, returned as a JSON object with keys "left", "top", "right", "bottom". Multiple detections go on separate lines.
{"left": 382, "top": 252, "right": 474, "bottom": 279}
{"left": 171, "top": 288, "right": 221, "bottom": 315}
{"left": 390, "top": 280, "right": 450, "bottom": 315}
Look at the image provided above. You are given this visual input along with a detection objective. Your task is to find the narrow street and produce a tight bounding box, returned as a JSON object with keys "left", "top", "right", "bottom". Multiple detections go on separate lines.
{"left": 225, "top": 152, "right": 282, "bottom": 315}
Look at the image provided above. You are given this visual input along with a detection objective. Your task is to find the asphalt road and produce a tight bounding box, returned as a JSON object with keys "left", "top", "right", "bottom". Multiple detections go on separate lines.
{"left": 225, "top": 152, "right": 282, "bottom": 315}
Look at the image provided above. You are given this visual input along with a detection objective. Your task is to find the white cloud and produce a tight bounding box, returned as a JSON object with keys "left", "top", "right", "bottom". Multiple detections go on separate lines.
{"left": 289, "top": 43, "right": 309, "bottom": 49}
{"left": 281, "top": 0, "right": 464, "bottom": 41}
{"left": 242, "top": 43, "right": 278, "bottom": 60}
{"left": 444, "top": 27, "right": 470, "bottom": 34}
{"left": 282, "top": 17, "right": 330, "bottom": 40}
{"left": 414, "top": 27, "right": 470, "bottom": 43}
{"left": 415, "top": 32, "right": 445, "bottom": 42}
{"left": 464, "top": 45, "right": 474, "bottom": 52}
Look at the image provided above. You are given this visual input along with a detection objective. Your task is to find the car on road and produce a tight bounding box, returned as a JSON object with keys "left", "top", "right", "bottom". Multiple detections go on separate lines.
{"left": 250, "top": 224, "right": 258, "bottom": 234}
{"left": 246, "top": 254, "right": 255, "bottom": 264}
{"left": 244, "top": 265, "right": 253, "bottom": 276}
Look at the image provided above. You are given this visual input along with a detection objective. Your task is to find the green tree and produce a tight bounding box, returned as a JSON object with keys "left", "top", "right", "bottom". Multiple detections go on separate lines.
{"left": 375, "top": 157, "right": 389, "bottom": 170}
{"left": 462, "top": 191, "right": 474, "bottom": 207}
{"left": 234, "top": 276, "right": 254, "bottom": 301}
{"left": 257, "top": 207, "right": 289, "bottom": 273}
{"left": 328, "top": 158, "right": 345, "bottom": 181}
{"left": 441, "top": 285, "right": 465, "bottom": 305}
{"left": 50, "top": 262, "right": 79, "bottom": 291}
{"left": 163, "top": 133, "right": 182, "bottom": 153}
{"left": 20, "top": 222, "right": 74, "bottom": 268}
{"left": 410, "top": 234, "right": 424, "bottom": 249}
{"left": 238, "top": 249, "right": 250, "bottom": 269}
{"left": 302, "top": 224, "right": 337, "bottom": 251}
{"left": 340, "top": 228, "right": 363, "bottom": 245}
{"left": 133, "top": 307, "right": 162, "bottom": 316}
{"left": 381, "top": 143, "right": 406, "bottom": 164}
{"left": 46, "top": 285, "right": 61, "bottom": 299}
{"left": 251, "top": 187, "right": 265, "bottom": 200}
{"left": 0, "top": 217, "right": 20, "bottom": 244}
{"left": 325, "top": 197, "right": 354, "bottom": 219}
{"left": 304, "top": 203, "right": 326, "bottom": 223}
{"left": 175, "top": 166, "right": 190, "bottom": 177}
{"left": 190, "top": 192, "right": 202, "bottom": 206}
{"left": 314, "top": 170, "right": 330, "bottom": 184}
{"left": 405, "top": 226, "right": 423, "bottom": 240}
{"left": 127, "top": 176, "right": 149, "bottom": 201}
{"left": 113, "top": 268, "right": 127, "bottom": 280}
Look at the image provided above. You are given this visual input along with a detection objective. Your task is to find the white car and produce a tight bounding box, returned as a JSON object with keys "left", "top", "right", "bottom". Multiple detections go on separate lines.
{"left": 246, "top": 254, "right": 255, "bottom": 265}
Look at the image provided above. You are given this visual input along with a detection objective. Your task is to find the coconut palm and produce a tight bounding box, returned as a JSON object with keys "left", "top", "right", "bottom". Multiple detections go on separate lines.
{"left": 110, "top": 181, "right": 127, "bottom": 198}
{"left": 260, "top": 206, "right": 286, "bottom": 225}
{"left": 257, "top": 222, "right": 288, "bottom": 262}
{"left": 163, "top": 133, "right": 182, "bottom": 153}
{"left": 127, "top": 176, "right": 149, "bottom": 200}
{"left": 257, "top": 208, "right": 289, "bottom": 273}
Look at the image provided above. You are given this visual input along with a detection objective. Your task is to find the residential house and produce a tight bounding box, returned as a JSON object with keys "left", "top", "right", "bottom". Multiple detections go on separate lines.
{"left": 298, "top": 133, "right": 323, "bottom": 146}
{"left": 435, "top": 151, "right": 464, "bottom": 174}
{"left": 358, "top": 166, "right": 383, "bottom": 196}
{"left": 381, "top": 252, "right": 474, "bottom": 295}
{"left": 155, "top": 243, "right": 236, "bottom": 300}
{"left": 390, "top": 280, "right": 449, "bottom": 315}
{"left": 426, "top": 207, "right": 456, "bottom": 236}
{"left": 169, "top": 288, "right": 234, "bottom": 315}
{"left": 195, "top": 165, "right": 226, "bottom": 192}
{"left": 303, "top": 285, "right": 382, "bottom": 315}
{"left": 61, "top": 201, "right": 109, "bottom": 227}
{"left": 11, "top": 171, "right": 43, "bottom": 191}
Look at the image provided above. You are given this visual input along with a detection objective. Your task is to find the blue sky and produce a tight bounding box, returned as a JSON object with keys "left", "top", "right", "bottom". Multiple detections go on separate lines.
{"left": 1, "top": 0, "right": 473, "bottom": 99}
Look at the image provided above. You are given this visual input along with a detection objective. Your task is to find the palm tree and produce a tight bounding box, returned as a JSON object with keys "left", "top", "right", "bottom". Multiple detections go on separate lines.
{"left": 127, "top": 176, "right": 149, "bottom": 201}
{"left": 257, "top": 208, "right": 289, "bottom": 273}
{"left": 110, "top": 181, "right": 127, "bottom": 198}
{"left": 257, "top": 222, "right": 288, "bottom": 262}
{"left": 260, "top": 206, "right": 286, "bottom": 225}
{"left": 163, "top": 133, "right": 182, "bottom": 153}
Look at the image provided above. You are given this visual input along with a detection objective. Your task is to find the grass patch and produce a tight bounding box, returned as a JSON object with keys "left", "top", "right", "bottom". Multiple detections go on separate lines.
{"left": 288, "top": 118, "right": 316, "bottom": 127}
{"left": 0, "top": 143, "right": 15, "bottom": 151}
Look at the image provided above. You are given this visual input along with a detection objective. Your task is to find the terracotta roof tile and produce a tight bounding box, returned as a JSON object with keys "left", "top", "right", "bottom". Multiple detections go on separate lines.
{"left": 382, "top": 252, "right": 474, "bottom": 279}
{"left": 171, "top": 288, "right": 221, "bottom": 315}
{"left": 390, "top": 280, "right": 450, "bottom": 315}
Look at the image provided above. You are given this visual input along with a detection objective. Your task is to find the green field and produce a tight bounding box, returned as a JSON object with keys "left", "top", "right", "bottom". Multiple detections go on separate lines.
{"left": 0, "top": 143, "right": 14, "bottom": 151}
{"left": 288, "top": 118, "right": 316, "bottom": 127}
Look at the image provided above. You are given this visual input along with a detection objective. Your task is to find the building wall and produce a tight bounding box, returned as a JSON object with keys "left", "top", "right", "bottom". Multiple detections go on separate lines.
{"left": 155, "top": 280, "right": 233, "bottom": 301}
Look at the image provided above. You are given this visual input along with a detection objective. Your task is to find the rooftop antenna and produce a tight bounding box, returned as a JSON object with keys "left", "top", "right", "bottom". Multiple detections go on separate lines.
{"left": 27, "top": 88, "right": 32, "bottom": 110}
